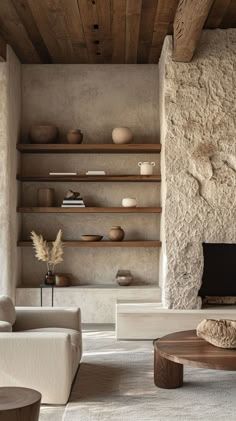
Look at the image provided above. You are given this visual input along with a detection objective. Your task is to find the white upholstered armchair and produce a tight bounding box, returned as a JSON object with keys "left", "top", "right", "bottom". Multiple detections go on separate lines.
{"left": 0, "top": 296, "right": 82, "bottom": 404}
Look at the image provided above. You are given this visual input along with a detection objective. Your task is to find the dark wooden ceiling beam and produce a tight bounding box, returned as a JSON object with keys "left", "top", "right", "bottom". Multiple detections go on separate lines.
{"left": 112, "top": 0, "right": 126, "bottom": 63}
{"left": 77, "top": 0, "right": 112, "bottom": 63}
{"left": 26, "top": 0, "right": 63, "bottom": 62}
{"left": 205, "top": 0, "right": 232, "bottom": 28}
{"left": 149, "top": 0, "right": 179, "bottom": 63}
{"left": 0, "top": 33, "right": 6, "bottom": 61}
{"left": 96, "top": 0, "right": 112, "bottom": 62}
{"left": 137, "top": 0, "right": 158, "bottom": 64}
{"left": 220, "top": 0, "right": 236, "bottom": 28}
{"left": 58, "top": 0, "right": 88, "bottom": 63}
{"left": 0, "top": 0, "right": 41, "bottom": 63}
{"left": 125, "top": 0, "right": 142, "bottom": 63}
{"left": 27, "top": 0, "right": 77, "bottom": 63}
{"left": 11, "top": 0, "right": 51, "bottom": 63}
{"left": 173, "top": 0, "right": 215, "bottom": 62}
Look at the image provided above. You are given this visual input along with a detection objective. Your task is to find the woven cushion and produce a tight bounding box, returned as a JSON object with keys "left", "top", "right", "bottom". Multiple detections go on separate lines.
{"left": 0, "top": 296, "right": 16, "bottom": 325}
{"left": 197, "top": 319, "right": 236, "bottom": 349}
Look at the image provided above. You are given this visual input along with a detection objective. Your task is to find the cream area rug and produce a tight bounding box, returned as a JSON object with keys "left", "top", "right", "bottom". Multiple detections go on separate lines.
{"left": 40, "top": 327, "right": 236, "bottom": 421}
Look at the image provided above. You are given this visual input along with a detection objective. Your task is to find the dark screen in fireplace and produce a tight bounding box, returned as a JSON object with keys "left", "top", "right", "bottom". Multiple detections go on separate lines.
{"left": 199, "top": 243, "right": 236, "bottom": 297}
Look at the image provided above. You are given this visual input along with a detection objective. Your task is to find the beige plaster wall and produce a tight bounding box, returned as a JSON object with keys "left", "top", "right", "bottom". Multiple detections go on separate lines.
{"left": 21, "top": 64, "right": 159, "bottom": 143}
{"left": 21, "top": 65, "right": 160, "bottom": 286}
{"left": 0, "top": 46, "right": 21, "bottom": 299}
{"left": 159, "top": 30, "right": 236, "bottom": 309}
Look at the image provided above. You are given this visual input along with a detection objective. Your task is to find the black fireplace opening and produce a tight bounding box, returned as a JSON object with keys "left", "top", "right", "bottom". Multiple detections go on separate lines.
{"left": 199, "top": 243, "right": 236, "bottom": 297}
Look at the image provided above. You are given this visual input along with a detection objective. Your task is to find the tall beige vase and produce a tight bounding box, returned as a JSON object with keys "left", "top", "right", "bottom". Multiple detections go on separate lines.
{"left": 37, "top": 188, "right": 55, "bottom": 207}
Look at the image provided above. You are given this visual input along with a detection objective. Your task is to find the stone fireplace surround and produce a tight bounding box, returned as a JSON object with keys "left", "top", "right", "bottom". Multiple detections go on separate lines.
{"left": 159, "top": 29, "right": 236, "bottom": 310}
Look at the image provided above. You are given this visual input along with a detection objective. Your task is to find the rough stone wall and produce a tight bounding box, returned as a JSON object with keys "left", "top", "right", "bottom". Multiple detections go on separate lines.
{"left": 0, "top": 46, "right": 21, "bottom": 299}
{"left": 159, "top": 30, "right": 236, "bottom": 309}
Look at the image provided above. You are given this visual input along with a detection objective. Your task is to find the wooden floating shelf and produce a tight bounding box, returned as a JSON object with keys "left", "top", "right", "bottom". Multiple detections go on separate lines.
{"left": 18, "top": 240, "right": 162, "bottom": 248}
{"left": 17, "top": 175, "right": 161, "bottom": 182}
{"left": 17, "top": 284, "right": 159, "bottom": 290}
{"left": 17, "top": 143, "right": 161, "bottom": 154}
{"left": 17, "top": 207, "right": 162, "bottom": 214}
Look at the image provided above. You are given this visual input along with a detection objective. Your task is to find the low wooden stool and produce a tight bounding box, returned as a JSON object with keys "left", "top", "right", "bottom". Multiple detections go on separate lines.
{"left": 154, "top": 330, "right": 236, "bottom": 389}
{"left": 0, "top": 387, "right": 41, "bottom": 421}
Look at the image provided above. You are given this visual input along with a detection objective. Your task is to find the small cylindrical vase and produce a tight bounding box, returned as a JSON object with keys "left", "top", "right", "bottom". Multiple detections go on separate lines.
{"left": 37, "top": 188, "right": 55, "bottom": 207}
{"left": 44, "top": 270, "right": 55, "bottom": 285}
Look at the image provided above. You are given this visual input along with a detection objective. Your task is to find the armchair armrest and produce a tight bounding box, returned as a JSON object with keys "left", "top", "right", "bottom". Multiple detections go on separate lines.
{"left": 14, "top": 307, "right": 81, "bottom": 332}
{"left": 0, "top": 321, "right": 12, "bottom": 332}
{"left": 0, "top": 332, "right": 73, "bottom": 404}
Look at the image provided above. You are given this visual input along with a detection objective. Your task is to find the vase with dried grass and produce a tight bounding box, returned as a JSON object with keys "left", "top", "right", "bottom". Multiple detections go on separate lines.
{"left": 31, "top": 230, "right": 64, "bottom": 285}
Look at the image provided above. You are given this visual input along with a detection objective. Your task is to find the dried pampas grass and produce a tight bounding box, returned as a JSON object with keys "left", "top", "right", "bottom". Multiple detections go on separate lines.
{"left": 31, "top": 230, "right": 64, "bottom": 270}
{"left": 50, "top": 230, "right": 63, "bottom": 265}
{"left": 31, "top": 231, "right": 50, "bottom": 262}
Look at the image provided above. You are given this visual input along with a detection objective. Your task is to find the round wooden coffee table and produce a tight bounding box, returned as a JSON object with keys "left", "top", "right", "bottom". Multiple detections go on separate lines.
{"left": 154, "top": 330, "right": 236, "bottom": 389}
{"left": 0, "top": 387, "right": 41, "bottom": 421}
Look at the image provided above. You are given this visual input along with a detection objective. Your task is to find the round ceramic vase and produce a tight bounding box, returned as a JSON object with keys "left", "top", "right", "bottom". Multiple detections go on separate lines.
{"left": 122, "top": 197, "right": 137, "bottom": 208}
{"left": 67, "top": 129, "right": 83, "bottom": 144}
{"left": 29, "top": 124, "right": 58, "bottom": 144}
{"left": 112, "top": 127, "right": 133, "bottom": 144}
{"left": 109, "top": 226, "right": 125, "bottom": 241}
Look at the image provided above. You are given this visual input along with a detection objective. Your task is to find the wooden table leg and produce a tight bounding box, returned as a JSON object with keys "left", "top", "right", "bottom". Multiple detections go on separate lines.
{"left": 154, "top": 350, "right": 183, "bottom": 389}
{"left": 0, "top": 398, "right": 40, "bottom": 421}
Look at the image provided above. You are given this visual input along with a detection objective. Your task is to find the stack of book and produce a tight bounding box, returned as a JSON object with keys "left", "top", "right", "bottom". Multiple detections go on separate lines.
{"left": 61, "top": 197, "right": 85, "bottom": 207}
{"left": 86, "top": 170, "right": 106, "bottom": 175}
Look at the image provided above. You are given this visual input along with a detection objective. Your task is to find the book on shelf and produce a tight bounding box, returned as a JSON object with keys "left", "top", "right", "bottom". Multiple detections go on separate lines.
{"left": 49, "top": 172, "right": 77, "bottom": 176}
{"left": 61, "top": 204, "right": 85, "bottom": 208}
{"left": 86, "top": 171, "right": 106, "bottom": 175}
{"left": 62, "top": 199, "right": 84, "bottom": 204}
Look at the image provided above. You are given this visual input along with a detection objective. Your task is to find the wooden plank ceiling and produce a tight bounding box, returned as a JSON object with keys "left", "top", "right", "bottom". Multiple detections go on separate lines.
{"left": 0, "top": 0, "right": 235, "bottom": 64}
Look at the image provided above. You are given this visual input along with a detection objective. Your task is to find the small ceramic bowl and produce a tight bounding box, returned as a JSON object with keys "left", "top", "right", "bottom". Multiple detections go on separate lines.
{"left": 81, "top": 235, "right": 103, "bottom": 242}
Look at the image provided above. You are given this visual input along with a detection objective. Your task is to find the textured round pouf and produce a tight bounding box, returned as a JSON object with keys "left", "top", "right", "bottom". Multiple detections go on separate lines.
{"left": 0, "top": 387, "right": 41, "bottom": 421}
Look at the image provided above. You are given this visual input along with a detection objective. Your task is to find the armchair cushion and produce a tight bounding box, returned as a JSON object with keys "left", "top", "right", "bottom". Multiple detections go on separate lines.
{"left": 0, "top": 296, "right": 16, "bottom": 325}
{"left": 14, "top": 307, "right": 81, "bottom": 332}
{"left": 0, "top": 321, "right": 12, "bottom": 332}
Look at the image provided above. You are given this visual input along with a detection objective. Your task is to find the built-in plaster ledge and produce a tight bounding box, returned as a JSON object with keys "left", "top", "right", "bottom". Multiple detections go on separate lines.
{"left": 16, "top": 286, "right": 161, "bottom": 324}
{"left": 116, "top": 301, "right": 236, "bottom": 340}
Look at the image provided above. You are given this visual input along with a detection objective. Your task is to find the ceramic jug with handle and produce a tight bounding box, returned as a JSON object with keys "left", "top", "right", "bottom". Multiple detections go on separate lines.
{"left": 138, "top": 161, "right": 155, "bottom": 175}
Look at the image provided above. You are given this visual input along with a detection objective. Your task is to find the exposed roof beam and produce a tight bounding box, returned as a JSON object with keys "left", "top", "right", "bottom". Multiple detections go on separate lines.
{"left": 173, "top": 0, "right": 214, "bottom": 62}
{"left": 149, "top": 0, "right": 179, "bottom": 63}
{"left": 0, "top": 0, "right": 40, "bottom": 63}
{"left": 125, "top": 0, "right": 142, "bottom": 63}
{"left": 0, "top": 33, "right": 6, "bottom": 61}
{"left": 112, "top": 0, "right": 126, "bottom": 63}
{"left": 11, "top": 0, "right": 51, "bottom": 63}
{"left": 205, "top": 0, "right": 231, "bottom": 28}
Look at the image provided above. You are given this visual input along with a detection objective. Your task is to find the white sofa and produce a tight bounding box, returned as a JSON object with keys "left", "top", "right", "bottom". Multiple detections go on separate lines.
{"left": 0, "top": 296, "right": 82, "bottom": 404}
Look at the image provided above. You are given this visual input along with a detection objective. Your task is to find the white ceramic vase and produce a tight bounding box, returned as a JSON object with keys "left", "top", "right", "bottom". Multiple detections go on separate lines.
{"left": 138, "top": 161, "right": 155, "bottom": 175}
{"left": 112, "top": 127, "right": 133, "bottom": 144}
{"left": 122, "top": 197, "right": 137, "bottom": 208}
